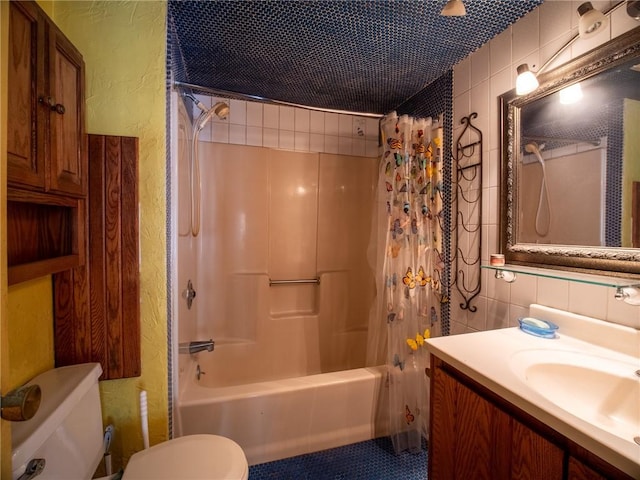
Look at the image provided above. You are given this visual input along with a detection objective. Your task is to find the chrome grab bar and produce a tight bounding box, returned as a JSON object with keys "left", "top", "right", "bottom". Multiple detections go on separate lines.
{"left": 269, "top": 278, "right": 320, "bottom": 286}
{"left": 179, "top": 339, "right": 215, "bottom": 355}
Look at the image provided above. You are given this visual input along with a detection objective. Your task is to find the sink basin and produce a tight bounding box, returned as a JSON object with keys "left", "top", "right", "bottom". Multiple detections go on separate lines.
{"left": 509, "top": 349, "right": 640, "bottom": 443}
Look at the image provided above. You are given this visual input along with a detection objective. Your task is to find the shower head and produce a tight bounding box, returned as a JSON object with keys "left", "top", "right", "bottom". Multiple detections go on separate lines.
{"left": 196, "top": 101, "right": 230, "bottom": 131}
{"left": 181, "top": 92, "right": 230, "bottom": 130}
{"left": 212, "top": 101, "right": 230, "bottom": 119}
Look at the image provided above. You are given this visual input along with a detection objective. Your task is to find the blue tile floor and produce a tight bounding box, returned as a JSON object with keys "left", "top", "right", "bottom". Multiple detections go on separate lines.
{"left": 249, "top": 437, "right": 428, "bottom": 479}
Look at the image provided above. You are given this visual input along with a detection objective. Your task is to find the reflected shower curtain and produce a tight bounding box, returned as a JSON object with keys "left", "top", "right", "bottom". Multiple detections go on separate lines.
{"left": 367, "top": 111, "right": 443, "bottom": 454}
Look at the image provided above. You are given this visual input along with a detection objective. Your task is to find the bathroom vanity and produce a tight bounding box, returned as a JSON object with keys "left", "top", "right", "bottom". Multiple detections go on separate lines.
{"left": 426, "top": 305, "right": 639, "bottom": 480}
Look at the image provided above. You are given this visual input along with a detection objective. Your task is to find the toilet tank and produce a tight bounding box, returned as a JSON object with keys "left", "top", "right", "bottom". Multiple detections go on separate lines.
{"left": 11, "top": 363, "right": 104, "bottom": 480}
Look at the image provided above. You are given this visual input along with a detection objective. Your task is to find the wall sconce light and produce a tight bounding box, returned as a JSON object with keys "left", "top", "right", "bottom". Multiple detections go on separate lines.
{"left": 515, "top": 64, "right": 539, "bottom": 95}
{"left": 577, "top": 2, "right": 609, "bottom": 38}
{"left": 628, "top": 0, "right": 640, "bottom": 20}
{"left": 441, "top": 0, "right": 466, "bottom": 17}
{"left": 514, "top": 1, "right": 636, "bottom": 96}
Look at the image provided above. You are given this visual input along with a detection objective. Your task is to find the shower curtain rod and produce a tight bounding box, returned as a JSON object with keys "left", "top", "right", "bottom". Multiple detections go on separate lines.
{"left": 173, "top": 81, "right": 384, "bottom": 118}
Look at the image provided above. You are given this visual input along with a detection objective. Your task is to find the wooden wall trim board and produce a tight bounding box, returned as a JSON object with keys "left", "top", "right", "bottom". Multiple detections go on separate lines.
{"left": 54, "top": 135, "right": 140, "bottom": 380}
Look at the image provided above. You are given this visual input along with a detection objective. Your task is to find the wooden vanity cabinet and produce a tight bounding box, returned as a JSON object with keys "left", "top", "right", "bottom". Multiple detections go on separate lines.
{"left": 430, "top": 357, "right": 563, "bottom": 479}
{"left": 429, "top": 356, "right": 634, "bottom": 480}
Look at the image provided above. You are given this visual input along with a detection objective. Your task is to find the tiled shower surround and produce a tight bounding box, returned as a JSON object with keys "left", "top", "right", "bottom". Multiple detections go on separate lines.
{"left": 177, "top": 96, "right": 379, "bottom": 384}
{"left": 194, "top": 94, "right": 381, "bottom": 157}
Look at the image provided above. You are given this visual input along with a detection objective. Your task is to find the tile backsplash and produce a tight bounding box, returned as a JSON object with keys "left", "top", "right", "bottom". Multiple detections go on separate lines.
{"left": 193, "top": 94, "right": 380, "bottom": 158}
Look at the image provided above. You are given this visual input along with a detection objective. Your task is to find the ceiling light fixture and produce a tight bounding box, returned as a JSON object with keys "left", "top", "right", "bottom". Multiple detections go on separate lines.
{"left": 515, "top": 64, "right": 539, "bottom": 95}
{"left": 577, "top": 2, "right": 609, "bottom": 38}
{"left": 441, "top": 0, "right": 466, "bottom": 17}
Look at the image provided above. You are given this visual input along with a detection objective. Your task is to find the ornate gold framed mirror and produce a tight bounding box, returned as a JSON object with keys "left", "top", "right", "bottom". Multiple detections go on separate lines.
{"left": 499, "top": 27, "right": 640, "bottom": 276}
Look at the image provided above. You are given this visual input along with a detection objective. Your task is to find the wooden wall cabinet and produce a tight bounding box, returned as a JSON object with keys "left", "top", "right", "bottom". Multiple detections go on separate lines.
{"left": 7, "top": 0, "right": 86, "bottom": 196}
{"left": 7, "top": 1, "right": 140, "bottom": 380}
{"left": 7, "top": 0, "right": 86, "bottom": 285}
{"left": 429, "top": 356, "right": 634, "bottom": 480}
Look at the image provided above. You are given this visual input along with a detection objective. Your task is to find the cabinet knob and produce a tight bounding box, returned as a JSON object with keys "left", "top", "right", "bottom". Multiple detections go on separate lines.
{"left": 39, "top": 96, "right": 66, "bottom": 115}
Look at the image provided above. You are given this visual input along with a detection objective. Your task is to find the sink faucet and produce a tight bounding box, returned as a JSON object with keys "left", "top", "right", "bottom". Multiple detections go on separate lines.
{"left": 179, "top": 339, "right": 215, "bottom": 355}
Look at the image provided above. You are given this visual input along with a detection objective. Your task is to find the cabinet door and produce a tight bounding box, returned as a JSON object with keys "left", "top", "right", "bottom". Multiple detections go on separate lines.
{"left": 431, "top": 366, "right": 510, "bottom": 479}
{"left": 7, "top": 0, "right": 46, "bottom": 190}
{"left": 568, "top": 457, "right": 608, "bottom": 480}
{"left": 511, "top": 418, "right": 564, "bottom": 480}
{"left": 430, "top": 366, "right": 564, "bottom": 480}
{"left": 47, "top": 22, "right": 86, "bottom": 196}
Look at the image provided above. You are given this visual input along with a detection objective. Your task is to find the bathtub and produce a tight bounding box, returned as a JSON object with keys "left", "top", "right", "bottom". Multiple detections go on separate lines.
{"left": 176, "top": 359, "right": 389, "bottom": 466}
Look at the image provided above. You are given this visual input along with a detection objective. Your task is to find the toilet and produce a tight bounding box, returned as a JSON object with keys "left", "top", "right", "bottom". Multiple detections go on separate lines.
{"left": 11, "top": 363, "right": 249, "bottom": 480}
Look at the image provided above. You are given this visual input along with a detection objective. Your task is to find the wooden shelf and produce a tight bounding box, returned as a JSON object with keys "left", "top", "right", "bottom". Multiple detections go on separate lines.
{"left": 7, "top": 188, "right": 85, "bottom": 286}
{"left": 8, "top": 255, "right": 80, "bottom": 286}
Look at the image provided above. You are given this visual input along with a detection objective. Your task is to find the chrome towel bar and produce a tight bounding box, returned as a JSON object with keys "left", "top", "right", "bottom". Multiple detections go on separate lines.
{"left": 269, "top": 278, "right": 320, "bottom": 286}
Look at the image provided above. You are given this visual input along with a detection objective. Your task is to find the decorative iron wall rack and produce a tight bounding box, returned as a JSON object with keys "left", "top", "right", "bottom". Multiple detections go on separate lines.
{"left": 452, "top": 113, "right": 483, "bottom": 311}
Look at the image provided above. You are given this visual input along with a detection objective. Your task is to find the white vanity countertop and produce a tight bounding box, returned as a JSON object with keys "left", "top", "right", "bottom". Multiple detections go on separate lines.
{"left": 425, "top": 307, "right": 640, "bottom": 478}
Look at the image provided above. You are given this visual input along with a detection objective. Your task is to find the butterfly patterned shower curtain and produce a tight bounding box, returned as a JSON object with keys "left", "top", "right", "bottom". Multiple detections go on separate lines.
{"left": 367, "top": 111, "right": 444, "bottom": 454}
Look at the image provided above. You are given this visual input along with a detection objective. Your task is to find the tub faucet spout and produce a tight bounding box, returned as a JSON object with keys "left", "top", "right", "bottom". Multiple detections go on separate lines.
{"left": 179, "top": 339, "right": 215, "bottom": 355}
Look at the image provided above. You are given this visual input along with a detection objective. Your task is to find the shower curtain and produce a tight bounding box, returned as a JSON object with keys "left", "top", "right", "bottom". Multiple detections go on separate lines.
{"left": 367, "top": 111, "right": 444, "bottom": 454}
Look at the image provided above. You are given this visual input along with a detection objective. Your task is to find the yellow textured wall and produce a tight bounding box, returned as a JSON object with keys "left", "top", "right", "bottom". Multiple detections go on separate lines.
{"left": 53, "top": 0, "right": 168, "bottom": 469}
{"left": 1, "top": 1, "right": 10, "bottom": 475}
{"left": 7, "top": 277, "right": 55, "bottom": 388}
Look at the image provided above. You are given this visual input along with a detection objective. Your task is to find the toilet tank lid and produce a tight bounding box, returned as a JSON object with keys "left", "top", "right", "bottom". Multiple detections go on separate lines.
{"left": 11, "top": 363, "right": 102, "bottom": 467}
{"left": 123, "top": 435, "right": 249, "bottom": 480}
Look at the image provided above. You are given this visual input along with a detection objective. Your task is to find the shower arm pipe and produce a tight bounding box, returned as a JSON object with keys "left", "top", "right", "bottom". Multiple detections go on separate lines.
{"left": 174, "top": 81, "right": 383, "bottom": 118}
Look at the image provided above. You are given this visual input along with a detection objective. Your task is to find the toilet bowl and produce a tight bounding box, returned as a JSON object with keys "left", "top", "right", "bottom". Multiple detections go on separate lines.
{"left": 11, "top": 363, "right": 248, "bottom": 480}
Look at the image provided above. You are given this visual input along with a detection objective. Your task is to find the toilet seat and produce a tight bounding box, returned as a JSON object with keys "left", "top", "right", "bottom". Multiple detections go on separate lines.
{"left": 122, "top": 434, "right": 249, "bottom": 480}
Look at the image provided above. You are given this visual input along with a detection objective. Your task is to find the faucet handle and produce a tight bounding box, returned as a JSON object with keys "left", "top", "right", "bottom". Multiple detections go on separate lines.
{"left": 182, "top": 280, "right": 197, "bottom": 310}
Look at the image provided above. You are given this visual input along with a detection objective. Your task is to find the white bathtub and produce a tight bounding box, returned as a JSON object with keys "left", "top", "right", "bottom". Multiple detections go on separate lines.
{"left": 176, "top": 360, "right": 389, "bottom": 466}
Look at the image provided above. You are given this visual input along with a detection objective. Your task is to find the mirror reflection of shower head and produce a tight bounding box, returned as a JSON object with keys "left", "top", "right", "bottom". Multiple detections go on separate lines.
{"left": 525, "top": 141, "right": 552, "bottom": 236}
{"left": 524, "top": 141, "right": 546, "bottom": 164}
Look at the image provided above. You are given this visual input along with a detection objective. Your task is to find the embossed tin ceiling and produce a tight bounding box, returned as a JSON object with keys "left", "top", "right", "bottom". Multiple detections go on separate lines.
{"left": 168, "top": 0, "right": 542, "bottom": 114}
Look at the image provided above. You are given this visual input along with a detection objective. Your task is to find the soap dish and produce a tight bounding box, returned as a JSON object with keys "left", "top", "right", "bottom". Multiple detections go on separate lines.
{"left": 518, "top": 317, "right": 559, "bottom": 338}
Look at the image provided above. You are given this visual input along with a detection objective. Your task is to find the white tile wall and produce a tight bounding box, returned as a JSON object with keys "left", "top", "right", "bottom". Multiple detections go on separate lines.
{"left": 193, "top": 97, "right": 379, "bottom": 158}
{"left": 246, "top": 102, "right": 263, "bottom": 127}
{"left": 450, "top": 1, "right": 640, "bottom": 334}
